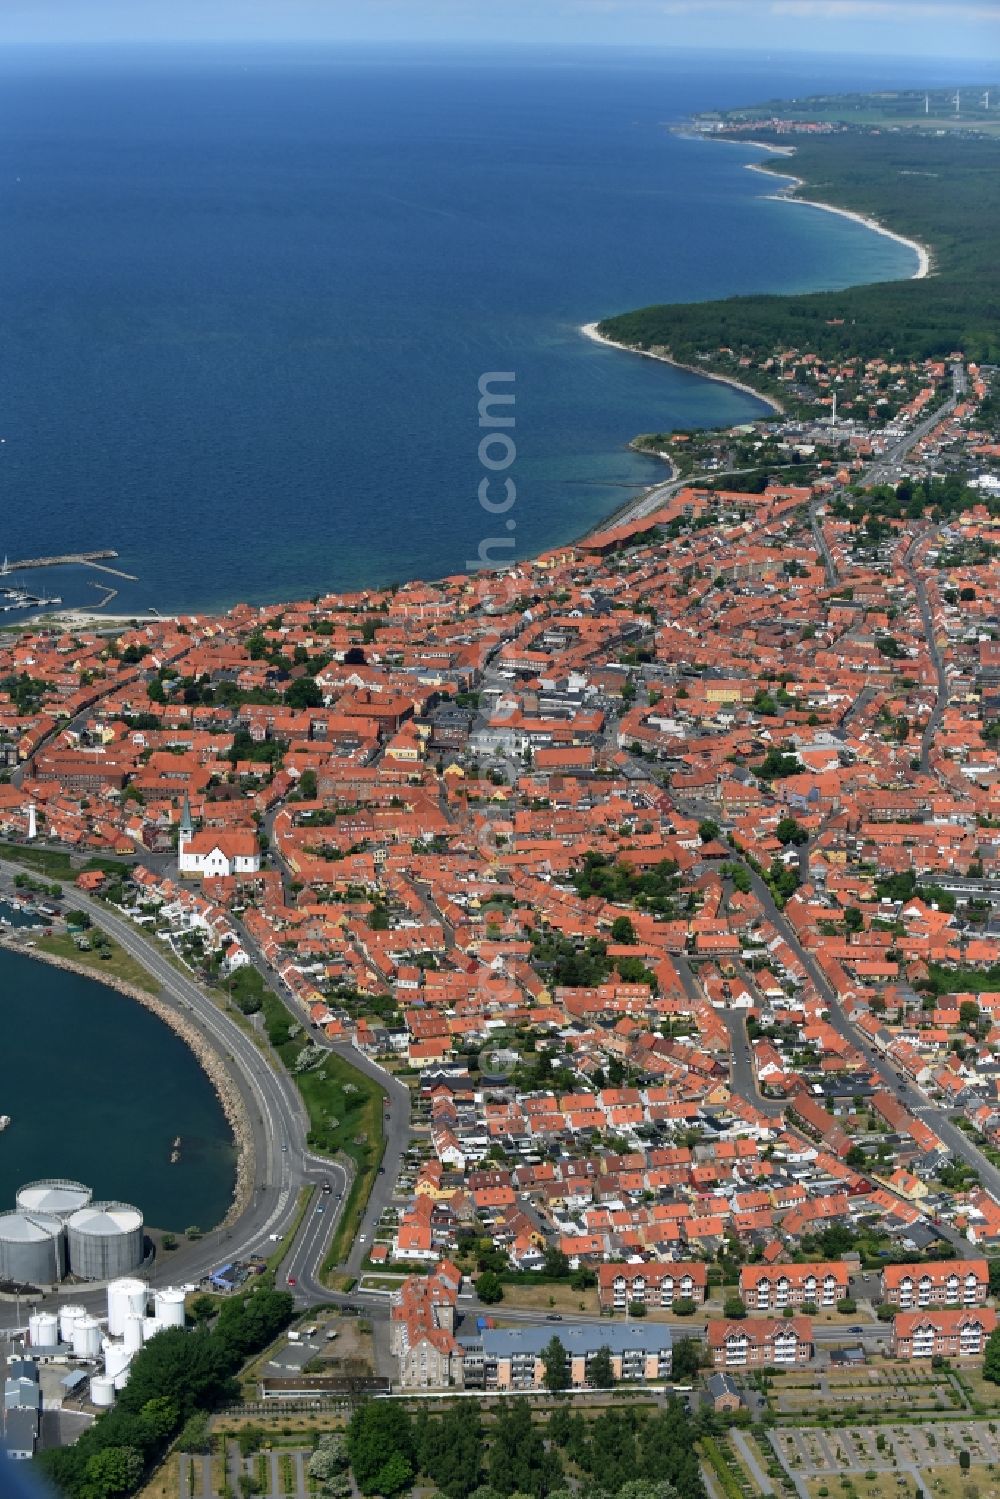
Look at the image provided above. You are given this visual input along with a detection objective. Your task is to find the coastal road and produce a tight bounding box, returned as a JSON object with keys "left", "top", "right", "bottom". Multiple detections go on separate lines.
{"left": 0, "top": 874, "right": 315, "bottom": 1300}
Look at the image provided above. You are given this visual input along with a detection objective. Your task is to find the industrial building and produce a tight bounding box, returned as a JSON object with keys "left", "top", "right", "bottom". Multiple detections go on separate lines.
{"left": 0, "top": 1180, "right": 144, "bottom": 1287}
{"left": 22, "top": 1277, "right": 190, "bottom": 1413}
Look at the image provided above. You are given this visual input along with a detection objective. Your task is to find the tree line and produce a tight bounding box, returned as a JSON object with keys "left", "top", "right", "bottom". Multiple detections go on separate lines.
{"left": 37, "top": 1286, "right": 294, "bottom": 1499}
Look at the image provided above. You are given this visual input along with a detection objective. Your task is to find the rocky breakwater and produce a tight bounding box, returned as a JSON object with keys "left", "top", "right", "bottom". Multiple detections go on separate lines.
{"left": 0, "top": 932, "right": 253, "bottom": 1229}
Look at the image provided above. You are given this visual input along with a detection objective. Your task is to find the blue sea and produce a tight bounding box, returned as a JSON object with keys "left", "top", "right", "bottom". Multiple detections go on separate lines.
{"left": 0, "top": 46, "right": 985, "bottom": 613}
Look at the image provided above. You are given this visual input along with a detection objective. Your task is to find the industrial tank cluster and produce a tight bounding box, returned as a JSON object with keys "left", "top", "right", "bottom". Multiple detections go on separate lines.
{"left": 0, "top": 1179, "right": 144, "bottom": 1285}
{"left": 26, "top": 1277, "right": 188, "bottom": 1409}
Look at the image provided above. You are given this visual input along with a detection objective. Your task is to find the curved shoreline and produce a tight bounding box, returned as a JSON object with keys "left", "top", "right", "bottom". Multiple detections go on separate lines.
{"left": 743, "top": 154, "right": 931, "bottom": 280}
{"left": 580, "top": 320, "right": 785, "bottom": 416}
{"left": 0, "top": 933, "right": 252, "bottom": 1231}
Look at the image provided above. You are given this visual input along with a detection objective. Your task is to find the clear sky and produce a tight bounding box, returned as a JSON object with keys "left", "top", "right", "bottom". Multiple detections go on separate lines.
{"left": 0, "top": 0, "right": 995, "bottom": 59}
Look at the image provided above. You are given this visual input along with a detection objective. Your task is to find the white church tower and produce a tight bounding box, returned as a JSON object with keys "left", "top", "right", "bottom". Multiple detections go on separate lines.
{"left": 178, "top": 792, "right": 194, "bottom": 868}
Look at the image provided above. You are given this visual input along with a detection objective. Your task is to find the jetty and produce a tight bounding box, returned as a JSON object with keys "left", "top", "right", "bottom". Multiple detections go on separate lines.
{"left": 1, "top": 550, "right": 139, "bottom": 582}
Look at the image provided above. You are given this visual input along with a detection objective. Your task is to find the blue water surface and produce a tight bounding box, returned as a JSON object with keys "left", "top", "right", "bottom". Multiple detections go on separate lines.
{"left": 0, "top": 46, "right": 982, "bottom": 611}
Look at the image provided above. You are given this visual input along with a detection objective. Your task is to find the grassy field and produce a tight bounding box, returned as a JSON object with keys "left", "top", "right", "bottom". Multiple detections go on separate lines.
{"left": 495, "top": 1282, "right": 600, "bottom": 1315}
{"left": 0, "top": 842, "right": 130, "bottom": 880}
{"left": 135, "top": 1452, "right": 180, "bottom": 1499}
{"left": 36, "top": 928, "right": 160, "bottom": 994}
{"left": 258, "top": 988, "right": 386, "bottom": 1271}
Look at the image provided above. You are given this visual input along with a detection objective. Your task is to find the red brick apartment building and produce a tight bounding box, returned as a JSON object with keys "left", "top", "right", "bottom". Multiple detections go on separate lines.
{"left": 709, "top": 1317, "right": 814, "bottom": 1370}
{"left": 598, "top": 1262, "right": 709, "bottom": 1312}
{"left": 881, "top": 1259, "right": 989, "bottom": 1309}
{"left": 739, "top": 1262, "right": 849, "bottom": 1311}
{"left": 891, "top": 1307, "right": 997, "bottom": 1361}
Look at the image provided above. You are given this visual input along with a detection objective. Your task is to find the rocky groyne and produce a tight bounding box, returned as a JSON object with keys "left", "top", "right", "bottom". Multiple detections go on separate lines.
{"left": 0, "top": 933, "right": 253, "bottom": 1229}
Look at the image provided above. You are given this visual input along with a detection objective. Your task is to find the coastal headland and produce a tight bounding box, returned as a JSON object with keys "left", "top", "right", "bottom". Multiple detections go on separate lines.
{"left": 591, "top": 119, "right": 1000, "bottom": 422}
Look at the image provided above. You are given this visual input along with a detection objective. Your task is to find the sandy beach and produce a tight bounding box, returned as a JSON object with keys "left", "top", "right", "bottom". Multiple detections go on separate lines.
{"left": 581, "top": 320, "right": 785, "bottom": 415}
{"left": 744, "top": 155, "right": 931, "bottom": 279}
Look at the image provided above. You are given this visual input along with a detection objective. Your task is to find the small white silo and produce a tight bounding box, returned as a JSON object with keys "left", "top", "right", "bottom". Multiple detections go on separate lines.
{"left": 29, "top": 1310, "right": 58, "bottom": 1347}
{"left": 59, "top": 1304, "right": 87, "bottom": 1344}
{"left": 154, "top": 1287, "right": 187, "bottom": 1329}
{"left": 107, "top": 1277, "right": 148, "bottom": 1337}
{"left": 142, "top": 1316, "right": 162, "bottom": 1342}
{"left": 90, "top": 1375, "right": 116, "bottom": 1408}
{"left": 102, "top": 1340, "right": 130, "bottom": 1383}
{"left": 72, "top": 1315, "right": 102, "bottom": 1358}
{"left": 123, "top": 1315, "right": 144, "bottom": 1355}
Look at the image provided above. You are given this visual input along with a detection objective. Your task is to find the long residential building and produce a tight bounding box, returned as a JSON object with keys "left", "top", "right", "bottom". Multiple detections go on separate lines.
{"left": 598, "top": 1261, "right": 709, "bottom": 1312}
{"left": 881, "top": 1259, "right": 989, "bottom": 1309}
{"left": 461, "top": 1322, "right": 672, "bottom": 1391}
{"left": 708, "top": 1317, "right": 813, "bottom": 1370}
{"left": 891, "top": 1307, "right": 998, "bottom": 1361}
{"left": 739, "top": 1261, "right": 849, "bottom": 1311}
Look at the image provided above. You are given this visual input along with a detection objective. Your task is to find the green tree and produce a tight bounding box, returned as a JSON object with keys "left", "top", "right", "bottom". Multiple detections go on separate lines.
{"left": 541, "top": 1335, "right": 571, "bottom": 1392}
{"left": 476, "top": 1270, "right": 504, "bottom": 1304}
{"left": 587, "top": 1346, "right": 615, "bottom": 1388}
{"left": 82, "top": 1447, "right": 143, "bottom": 1497}
{"left": 843, "top": 906, "right": 864, "bottom": 933}
{"left": 671, "top": 1337, "right": 701, "bottom": 1382}
{"left": 983, "top": 1326, "right": 1000, "bottom": 1384}
{"left": 611, "top": 915, "right": 637, "bottom": 945}
{"left": 722, "top": 1296, "right": 747, "bottom": 1320}
{"left": 286, "top": 677, "right": 323, "bottom": 709}
{"left": 347, "top": 1401, "right": 414, "bottom": 1495}
{"left": 698, "top": 820, "right": 720, "bottom": 843}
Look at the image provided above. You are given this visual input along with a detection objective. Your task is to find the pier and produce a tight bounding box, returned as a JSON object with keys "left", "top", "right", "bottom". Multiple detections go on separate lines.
{"left": 1, "top": 550, "right": 139, "bottom": 582}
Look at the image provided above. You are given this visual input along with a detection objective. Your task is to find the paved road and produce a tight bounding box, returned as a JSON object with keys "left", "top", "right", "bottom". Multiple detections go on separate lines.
{"left": 743, "top": 869, "right": 1000, "bottom": 1234}
{"left": 721, "top": 1008, "right": 784, "bottom": 1119}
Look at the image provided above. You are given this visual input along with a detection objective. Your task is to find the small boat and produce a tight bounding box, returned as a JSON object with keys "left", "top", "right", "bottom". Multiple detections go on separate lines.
{"left": 0, "top": 1116, "right": 10, "bottom": 1131}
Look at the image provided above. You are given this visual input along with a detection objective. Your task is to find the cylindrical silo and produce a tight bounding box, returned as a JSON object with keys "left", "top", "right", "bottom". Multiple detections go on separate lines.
{"left": 123, "top": 1316, "right": 144, "bottom": 1355}
{"left": 59, "top": 1304, "right": 87, "bottom": 1344}
{"left": 154, "top": 1288, "right": 186, "bottom": 1329}
{"left": 0, "top": 1210, "right": 66, "bottom": 1285}
{"left": 72, "top": 1316, "right": 102, "bottom": 1359}
{"left": 17, "top": 1180, "right": 92, "bottom": 1222}
{"left": 107, "top": 1278, "right": 148, "bottom": 1337}
{"left": 67, "top": 1204, "right": 144, "bottom": 1281}
{"left": 90, "top": 1376, "right": 116, "bottom": 1409}
{"left": 102, "top": 1340, "right": 130, "bottom": 1383}
{"left": 142, "top": 1316, "right": 162, "bottom": 1342}
{"left": 113, "top": 1365, "right": 131, "bottom": 1392}
{"left": 29, "top": 1310, "right": 58, "bottom": 1347}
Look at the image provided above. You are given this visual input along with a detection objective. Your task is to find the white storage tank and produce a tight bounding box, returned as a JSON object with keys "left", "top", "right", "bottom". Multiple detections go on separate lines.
{"left": 29, "top": 1310, "right": 58, "bottom": 1348}
{"left": 142, "top": 1315, "right": 162, "bottom": 1342}
{"left": 113, "top": 1365, "right": 131, "bottom": 1392}
{"left": 59, "top": 1304, "right": 87, "bottom": 1344}
{"left": 90, "top": 1375, "right": 116, "bottom": 1409}
{"left": 67, "top": 1203, "right": 144, "bottom": 1281}
{"left": 0, "top": 1210, "right": 66, "bottom": 1285}
{"left": 102, "top": 1340, "right": 130, "bottom": 1383}
{"left": 123, "top": 1316, "right": 144, "bottom": 1355}
{"left": 107, "top": 1278, "right": 148, "bottom": 1337}
{"left": 72, "top": 1316, "right": 102, "bottom": 1359}
{"left": 154, "top": 1288, "right": 187, "bottom": 1329}
{"left": 17, "top": 1179, "right": 92, "bottom": 1222}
